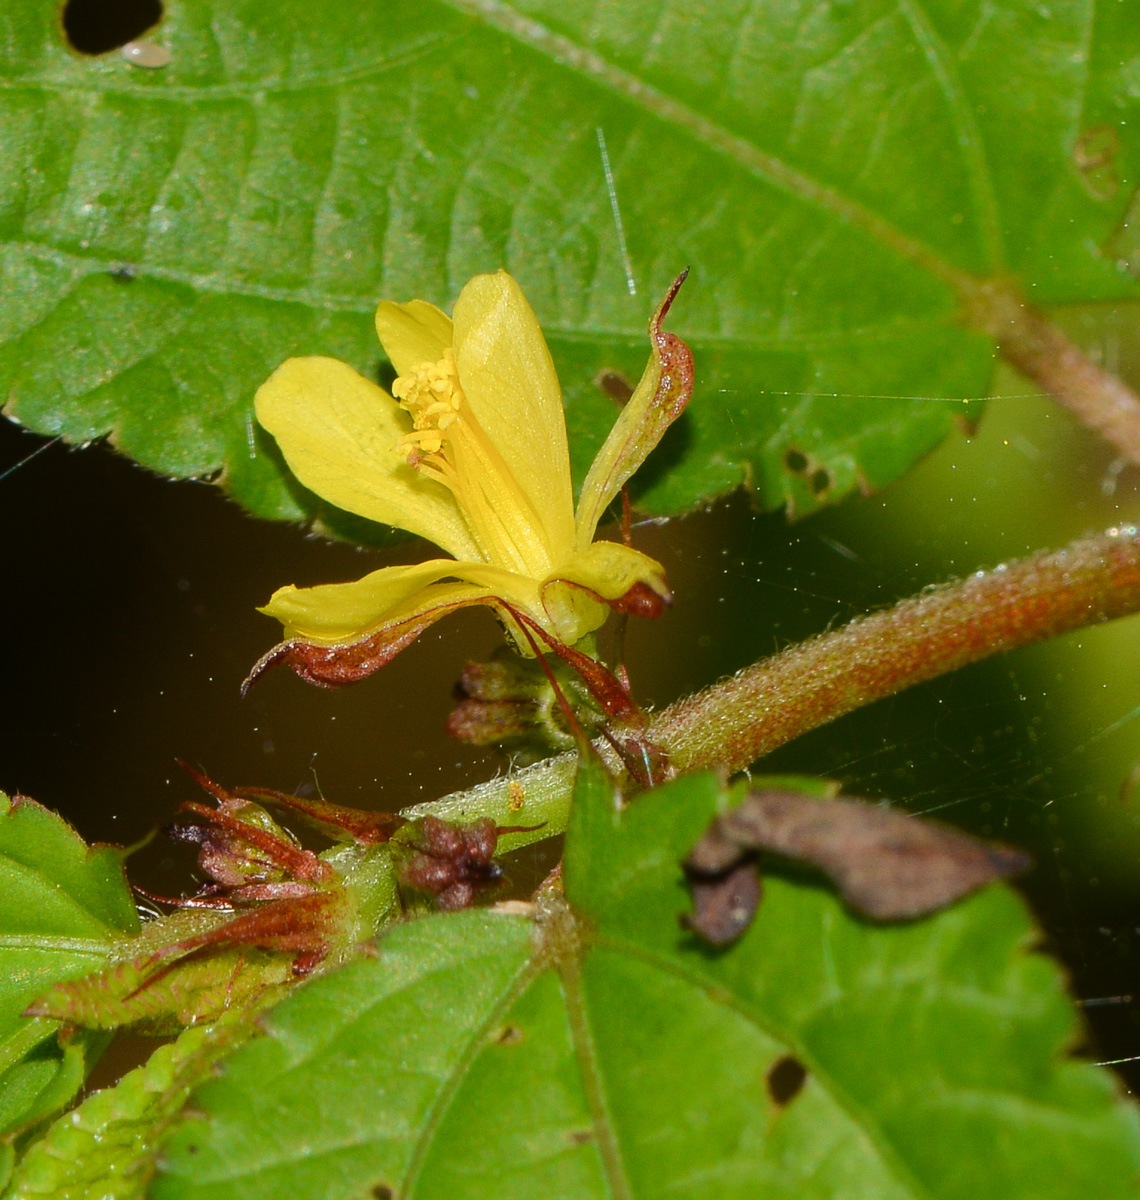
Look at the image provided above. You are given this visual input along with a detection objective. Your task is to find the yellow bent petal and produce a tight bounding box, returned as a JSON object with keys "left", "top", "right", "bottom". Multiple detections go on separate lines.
{"left": 538, "top": 541, "right": 671, "bottom": 647}
{"left": 374, "top": 298, "right": 453, "bottom": 377}
{"left": 544, "top": 540, "right": 669, "bottom": 604}
{"left": 574, "top": 352, "right": 663, "bottom": 545}
{"left": 256, "top": 357, "right": 480, "bottom": 562}
{"left": 452, "top": 272, "right": 576, "bottom": 563}
{"left": 261, "top": 558, "right": 544, "bottom": 644}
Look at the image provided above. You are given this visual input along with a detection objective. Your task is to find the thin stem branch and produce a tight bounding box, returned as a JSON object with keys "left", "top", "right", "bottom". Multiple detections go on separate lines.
{"left": 960, "top": 277, "right": 1140, "bottom": 465}
{"left": 406, "top": 528, "right": 1140, "bottom": 845}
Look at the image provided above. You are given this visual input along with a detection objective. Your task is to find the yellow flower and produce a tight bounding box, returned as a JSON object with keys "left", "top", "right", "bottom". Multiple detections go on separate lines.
{"left": 246, "top": 270, "right": 692, "bottom": 690}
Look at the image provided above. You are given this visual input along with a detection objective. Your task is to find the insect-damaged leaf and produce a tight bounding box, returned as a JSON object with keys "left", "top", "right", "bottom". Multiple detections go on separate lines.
{"left": 151, "top": 763, "right": 1140, "bottom": 1200}
{"left": 2, "top": 0, "right": 1139, "bottom": 524}
{"left": 684, "top": 788, "right": 1031, "bottom": 944}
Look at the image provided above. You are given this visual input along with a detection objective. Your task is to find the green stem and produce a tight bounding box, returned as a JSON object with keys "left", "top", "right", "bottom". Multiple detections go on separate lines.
{"left": 405, "top": 528, "right": 1140, "bottom": 847}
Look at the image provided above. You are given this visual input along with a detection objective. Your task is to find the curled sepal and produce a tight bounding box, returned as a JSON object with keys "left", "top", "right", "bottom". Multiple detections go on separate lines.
{"left": 242, "top": 613, "right": 439, "bottom": 692}
{"left": 541, "top": 541, "right": 672, "bottom": 628}
{"left": 684, "top": 788, "right": 1032, "bottom": 946}
{"left": 233, "top": 785, "right": 401, "bottom": 845}
{"left": 574, "top": 269, "right": 694, "bottom": 542}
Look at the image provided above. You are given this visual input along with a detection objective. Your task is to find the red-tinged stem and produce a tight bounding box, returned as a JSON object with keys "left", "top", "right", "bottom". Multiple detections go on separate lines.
{"left": 651, "top": 528, "right": 1140, "bottom": 777}
{"left": 961, "top": 278, "right": 1140, "bottom": 465}
{"left": 410, "top": 528, "right": 1140, "bottom": 846}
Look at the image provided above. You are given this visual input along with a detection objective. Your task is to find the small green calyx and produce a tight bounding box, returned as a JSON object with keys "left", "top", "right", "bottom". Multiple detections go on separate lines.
{"left": 446, "top": 650, "right": 605, "bottom": 759}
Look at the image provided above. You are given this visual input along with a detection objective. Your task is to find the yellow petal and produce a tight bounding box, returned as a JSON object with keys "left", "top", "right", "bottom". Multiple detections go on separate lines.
{"left": 539, "top": 541, "right": 671, "bottom": 645}
{"left": 261, "top": 558, "right": 541, "bottom": 643}
{"left": 374, "top": 298, "right": 453, "bottom": 377}
{"left": 263, "top": 562, "right": 484, "bottom": 642}
{"left": 255, "top": 356, "right": 480, "bottom": 561}
{"left": 247, "top": 578, "right": 504, "bottom": 691}
{"left": 575, "top": 273, "right": 693, "bottom": 545}
{"left": 545, "top": 541, "right": 670, "bottom": 603}
{"left": 452, "top": 272, "right": 576, "bottom": 563}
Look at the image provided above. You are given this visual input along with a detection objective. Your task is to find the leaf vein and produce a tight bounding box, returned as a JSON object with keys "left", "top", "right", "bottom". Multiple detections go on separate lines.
{"left": 0, "top": 33, "right": 456, "bottom": 102}
{"left": 595, "top": 933, "right": 937, "bottom": 1200}
{"left": 398, "top": 946, "right": 538, "bottom": 1196}
{"left": 895, "top": 0, "right": 1004, "bottom": 269}
{"left": 1, "top": 239, "right": 962, "bottom": 349}
{"left": 439, "top": 0, "right": 969, "bottom": 289}
{"left": 560, "top": 952, "right": 633, "bottom": 1200}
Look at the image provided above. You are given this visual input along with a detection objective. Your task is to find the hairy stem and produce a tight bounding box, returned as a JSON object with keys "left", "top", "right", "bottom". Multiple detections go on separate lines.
{"left": 653, "top": 527, "right": 1140, "bottom": 775}
{"left": 962, "top": 277, "right": 1140, "bottom": 464}
{"left": 406, "top": 528, "right": 1140, "bottom": 845}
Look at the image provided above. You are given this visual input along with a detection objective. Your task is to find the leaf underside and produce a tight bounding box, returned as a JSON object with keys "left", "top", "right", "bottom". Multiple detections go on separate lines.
{"left": 152, "top": 766, "right": 1140, "bottom": 1199}
{"left": 1, "top": 0, "right": 1138, "bottom": 529}
{"left": 4, "top": 1012, "right": 260, "bottom": 1200}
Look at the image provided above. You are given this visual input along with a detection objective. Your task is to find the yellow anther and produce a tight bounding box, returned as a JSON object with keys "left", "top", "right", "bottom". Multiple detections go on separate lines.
{"left": 395, "top": 349, "right": 466, "bottom": 464}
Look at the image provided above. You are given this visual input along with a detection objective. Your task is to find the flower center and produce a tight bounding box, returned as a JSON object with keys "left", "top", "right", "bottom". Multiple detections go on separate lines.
{"left": 392, "top": 351, "right": 553, "bottom": 577}
{"left": 393, "top": 348, "right": 464, "bottom": 458}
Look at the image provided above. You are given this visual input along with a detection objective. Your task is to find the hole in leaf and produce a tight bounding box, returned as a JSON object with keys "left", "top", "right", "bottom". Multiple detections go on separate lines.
{"left": 809, "top": 467, "right": 831, "bottom": 495}
{"left": 783, "top": 448, "right": 809, "bottom": 474}
{"left": 767, "top": 1054, "right": 807, "bottom": 1106}
{"left": 493, "top": 1023, "right": 524, "bottom": 1046}
{"left": 62, "top": 0, "right": 163, "bottom": 56}
{"left": 595, "top": 369, "right": 634, "bottom": 406}
{"left": 370, "top": 1186, "right": 394, "bottom": 1200}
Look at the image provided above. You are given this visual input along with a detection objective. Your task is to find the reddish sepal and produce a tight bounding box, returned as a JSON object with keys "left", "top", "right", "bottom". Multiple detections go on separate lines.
{"left": 398, "top": 816, "right": 504, "bottom": 911}
{"left": 242, "top": 618, "right": 435, "bottom": 693}
{"left": 233, "top": 785, "right": 401, "bottom": 845}
{"left": 607, "top": 579, "right": 671, "bottom": 619}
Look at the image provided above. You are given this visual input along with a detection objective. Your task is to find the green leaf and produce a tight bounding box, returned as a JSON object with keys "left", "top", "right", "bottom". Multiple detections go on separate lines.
{"left": 3, "top": 0, "right": 1137, "bottom": 524}
{"left": 151, "top": 762, "right": 1140, "bottom": 1198}
{"left": 27, "top": 941, "right": 294, "bottom": 1035}
{"left": 5, "top": 1012, "right": 260, "bottom": 1200}
{"left": 0, "top": 793, "right": 138, "bottom": 1138}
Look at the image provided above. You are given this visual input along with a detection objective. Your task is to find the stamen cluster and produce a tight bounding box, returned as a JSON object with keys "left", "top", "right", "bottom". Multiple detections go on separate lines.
{"left": 393, "top": 348, "right": 464, "bottom": 459}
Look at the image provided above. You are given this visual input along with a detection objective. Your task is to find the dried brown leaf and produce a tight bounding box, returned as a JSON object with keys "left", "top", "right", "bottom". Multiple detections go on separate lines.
{"left": 684, "top": 789, "right": 1030, "bottom": 942}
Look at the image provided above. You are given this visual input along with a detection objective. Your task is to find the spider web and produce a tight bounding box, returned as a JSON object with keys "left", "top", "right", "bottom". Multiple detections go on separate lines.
{"left": 2, "top": 349, "right": 1140, "bottom": 1090}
